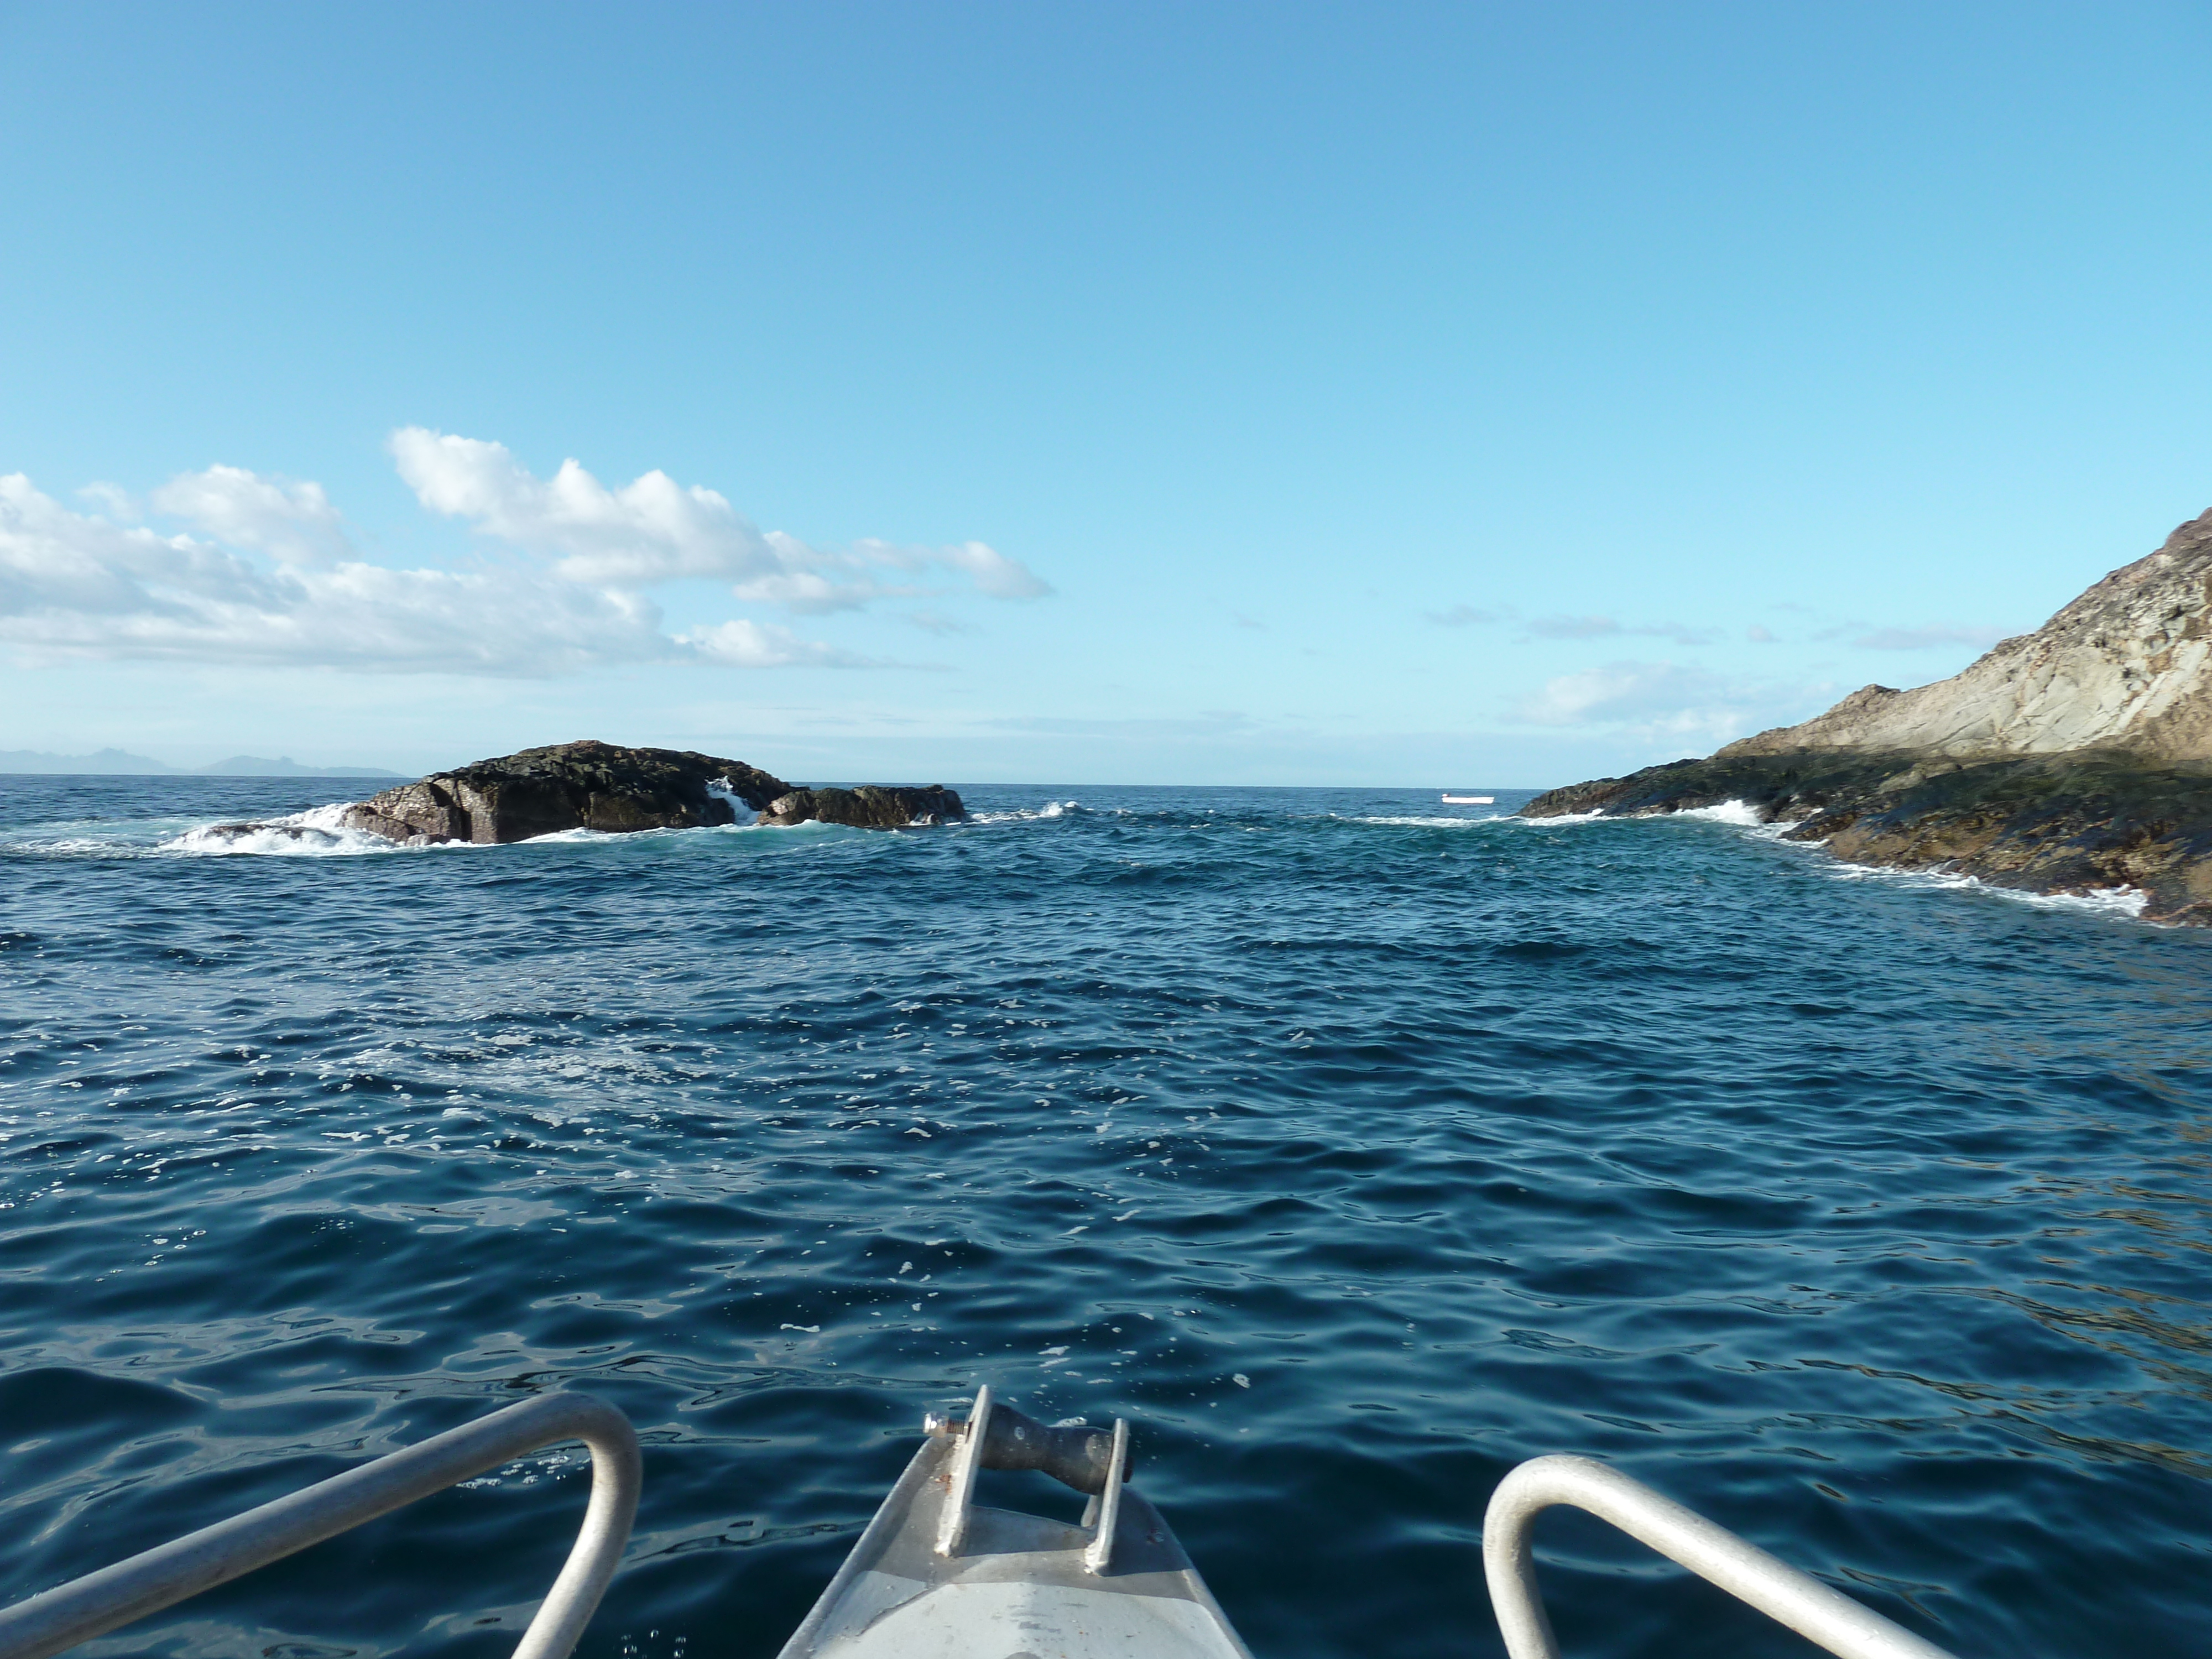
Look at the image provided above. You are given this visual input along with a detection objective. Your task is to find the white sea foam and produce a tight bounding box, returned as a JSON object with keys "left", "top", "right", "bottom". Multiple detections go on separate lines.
{"left": 705, "top": 779, "right": 751, "bottom": 818}
{"left": 970, "top": 800, "right": 1082, "bottom": 825}
{"left": 1493, "top": 809, "right": 1608, "bottom": 827}
{"left": 1349, "top": 813, "right": 1509, "bottom": 828}
{"left": 162, "top": 802, "right": 401, "bottom": 857}
{"left": 36, "top": 836, "right": 135, "bottom": 854}
{"left": 515, "top": 826, "right": 617, "bottom": 844}
{"left": 1503, "top": 800, "right": 1763, "bottom": 830}
{"left": 1669, "top": 799, "right": 1765, "bottom": 826}
{"left": 1818, "top": 857, "right": 2150, "bottom": 917}
{"left": 1515, "top": 797, "right": 2152, "bottom": 922}
{"left": 1668, "top": 804, "right": 2152, "bottom": 921}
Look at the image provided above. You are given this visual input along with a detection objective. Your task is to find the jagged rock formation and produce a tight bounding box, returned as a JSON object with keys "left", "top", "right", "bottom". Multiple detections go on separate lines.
{"left": 341, "top": 740, "right": 788, "bottom": 844}
{"left": 1524, "top": 505, "right": 2212, "bottom": 925}
{"left": 1723, "top": 505, "right": 2212, "bottom": 763}
{"left": 335, "top": 742, "right": 967, "bottom": 845}
{"left": 759, "top": 785, "right": 966, "bottom": 828}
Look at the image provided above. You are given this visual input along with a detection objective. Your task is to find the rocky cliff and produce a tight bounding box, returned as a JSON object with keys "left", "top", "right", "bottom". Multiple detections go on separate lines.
{"left": 1523, "top": 505, "right": 2212, "bottom": 925}
{"left": 1723, "top": 505, "right": 2212, "bottom": 763}
{"left": 342, "top": 740, "right": 789, "bottom": 844}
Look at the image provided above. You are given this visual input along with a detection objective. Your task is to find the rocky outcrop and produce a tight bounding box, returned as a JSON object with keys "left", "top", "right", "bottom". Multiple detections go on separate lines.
{"left": 1525, "top": 749, "right": 2212, "bottom": 925}
{"left": 341, "top": 740, "right": 789, "bottom": 845}
{"left": 1723, "top": 505, "right": 2212, "bottom": 763}
{"left": 335, "top": 742, "right": 967, "bottom": 845}
{"left": 1523, "top": 505, "right": 2212, "bottom": 924}
{"left": 758, "top": 785, "right": 965, "bottom": 828}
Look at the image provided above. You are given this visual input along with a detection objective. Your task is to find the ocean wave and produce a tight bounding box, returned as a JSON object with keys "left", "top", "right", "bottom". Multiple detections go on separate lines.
{"left": 1346, "top": 813, "right": 1509, "bottom": 828}
{"left": 161, "top": 803, "right": 402, "bottom": 857}
{"left": 1819, "top": 856, "right": 2150, "bottom": 917}
{"left": 1494, "top": 809, "right": 1607, "bottom": 826}
{"left": 969, "top": 800, "right": 1083, "bottom": 825}
{"left": 1667, "top": 799, "right": 1766, "bottom": 826}
{"left": 705, "top": 780, "right": 752, "bottom": 816}
{"left": 1504, "top": 800, "right": 1764, "bottom": 830}
{"left": 1668, "top": 802, "right": 2152, "bottom": 920}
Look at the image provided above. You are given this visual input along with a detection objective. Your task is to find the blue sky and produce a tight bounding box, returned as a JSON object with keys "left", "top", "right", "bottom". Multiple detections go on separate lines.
{"left": 3, "top": 1, "right": 2209, "bottom": 785}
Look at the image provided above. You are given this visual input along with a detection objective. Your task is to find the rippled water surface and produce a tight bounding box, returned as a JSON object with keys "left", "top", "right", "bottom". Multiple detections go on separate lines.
{"left": 5, "top": 774, "right": 2211, "bottom": 1659}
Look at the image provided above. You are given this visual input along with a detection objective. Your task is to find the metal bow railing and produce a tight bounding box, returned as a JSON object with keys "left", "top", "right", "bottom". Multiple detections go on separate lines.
{"left": 1484, "top": 1454, "right": 1959, "bottom": 1659}
{"left": 0, "top": 1392, "right": 640, "bottom": 1659}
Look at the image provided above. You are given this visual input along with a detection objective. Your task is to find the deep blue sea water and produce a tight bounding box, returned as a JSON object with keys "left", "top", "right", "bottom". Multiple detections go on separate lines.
{"left": 4, "top": 773, "right": 2211, "bottom": 1659}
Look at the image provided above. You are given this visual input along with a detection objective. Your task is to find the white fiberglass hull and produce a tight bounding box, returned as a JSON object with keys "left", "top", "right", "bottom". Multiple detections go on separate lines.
{"left": 778, "top": 1408, "right": 1250, "bottom": 1659}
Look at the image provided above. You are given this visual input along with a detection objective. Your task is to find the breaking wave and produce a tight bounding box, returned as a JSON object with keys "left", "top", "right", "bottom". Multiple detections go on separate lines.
{"left": 162, "top": 802, "right": 405, "bottom": 857}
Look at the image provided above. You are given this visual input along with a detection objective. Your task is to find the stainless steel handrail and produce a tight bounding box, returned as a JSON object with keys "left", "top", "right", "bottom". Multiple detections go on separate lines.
{"left": 0, "top": 1392, "right": 641, "bottom": 1659}
{"left": 1483, "top": 1454, "right": 1960, "bottom": 1659}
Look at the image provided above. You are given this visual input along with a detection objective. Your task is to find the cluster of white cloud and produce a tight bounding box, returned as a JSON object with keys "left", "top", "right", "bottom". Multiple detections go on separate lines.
{"left": 389, "top": 428, "right": 1047, "bottom": 614}
{"left": 0, "top": 431, "right": 1049, "bottom": 675}
{"left": 1518, "top": 614, "right": 1720, "bottom": 646}
{"left": 0, "top": 472, "right": 671, "bottom": 674}
{"left": 1512, "top": 659, "right": 1833, "bottom": 747}
{"left": 1846, "top": 623, "right": 2011, "bottom": 651}
{"left": 145, "top": 465, "right": 353, "bottom": 565}
{"left": 1427, "top": 605, "right": 1720, "bottom": 645}
{"left": 1426, "top": 597, "right": 2011, "bottom": 747}
{"left": 1433, "top": 603, "right": 2010, "bottom": 655}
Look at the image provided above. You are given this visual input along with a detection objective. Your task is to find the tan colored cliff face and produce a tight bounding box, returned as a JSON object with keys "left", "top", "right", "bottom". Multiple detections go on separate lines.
{"left": 1721, "top": 505, "right": 2212, "bottom": 764}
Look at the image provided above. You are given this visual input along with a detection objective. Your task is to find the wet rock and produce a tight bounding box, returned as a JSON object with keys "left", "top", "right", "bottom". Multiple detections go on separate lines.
{"left": 1524, "top": 750, "right": 2212, "bottom": 926}
{"left": 758, "top": 785, "right": 966, "bottom": 829}
{"left": 340, "top": 740, "right": 789, "bottom": 846}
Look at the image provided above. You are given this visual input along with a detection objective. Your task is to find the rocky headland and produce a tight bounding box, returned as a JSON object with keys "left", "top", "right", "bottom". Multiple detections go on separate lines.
{"left": 333, "top": 739, "right": 963, "bottom": 844}
{"left": 1524, "top": 505, "right": 2212, "bottom": 925}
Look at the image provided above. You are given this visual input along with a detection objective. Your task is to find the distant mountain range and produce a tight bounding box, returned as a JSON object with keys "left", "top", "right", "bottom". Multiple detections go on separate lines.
{"left": 0, "top": 748, "right": 403, "bottom": 778}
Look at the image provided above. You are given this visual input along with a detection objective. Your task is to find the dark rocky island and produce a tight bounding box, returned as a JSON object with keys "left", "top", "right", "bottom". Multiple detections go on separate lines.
{"left": 334, "top": 739, "right": 963, "bottom": 844}
{"left": 1524, "top": 505, "right": 2212, "bottom": 925}
{"left": 759, "top": 785, "right": 966, "bottom": 828}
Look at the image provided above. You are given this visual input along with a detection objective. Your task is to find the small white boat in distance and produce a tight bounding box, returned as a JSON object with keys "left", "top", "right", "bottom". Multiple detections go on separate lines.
{"left": 1442, "top": 793, "right": 1494, "bottom": 805}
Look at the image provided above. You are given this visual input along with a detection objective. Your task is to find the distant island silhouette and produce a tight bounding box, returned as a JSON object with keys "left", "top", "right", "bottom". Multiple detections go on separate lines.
{"left": 0, "top": 748, "right": 401, "bottom": 778}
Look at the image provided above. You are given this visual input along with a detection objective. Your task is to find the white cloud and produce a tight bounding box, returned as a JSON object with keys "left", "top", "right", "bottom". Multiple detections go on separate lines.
{"left": 1426, "top": 604, "right": 1505, "bottom": 627}
{"left": 0, "top": 473, "right": 861, "bottom": 676}
{"left": 677, "top": 619, "right": 880, "bottom": 669}
{"left": 1512, "top": 658, "right": 1830, "bottom": 747}
{"left": 1523, "top": 613, "right": 1622, "bottom": 640}
{"left": 75, "top": 482, "right": 138, "bottom": 520}
{"left": 150, "top": 465, "right": 351, "bottom": 564}
{"left": 389, "top": 427, "right": 1048, "bottom": 607}
{"left": 730, "top": 565, "right": 896, "bottom": 614}
{"left": 1522, "top": 614, "right": 1722, "bottom": 646}
{"left": 390, "top": 427, "right": 784, "bottom": 586}
{"left": 3, "top": 434, "right": 1034, "bottom": 676}
{"left": 1851, "top": 624, "right": 2010, "bottom": 651}
{"left": 1427, "top": 605, "right": 1720, "bottom": 645}
{"left": 904, "top": 609, "right": 974, "bottom": 636}
{"left": 915, "top": 539, "right": 1052, "bottom": 600}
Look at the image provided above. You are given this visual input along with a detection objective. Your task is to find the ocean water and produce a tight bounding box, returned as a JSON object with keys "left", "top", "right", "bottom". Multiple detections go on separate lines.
{"left": 4, "top": 773, "right": 2211, "bottom": 1659}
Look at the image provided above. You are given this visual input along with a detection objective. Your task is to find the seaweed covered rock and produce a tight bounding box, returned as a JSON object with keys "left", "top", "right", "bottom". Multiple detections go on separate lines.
{"left": 341, "top": 740, "right": 788, "bottom": 845}
{"left": 759, "top": 785, "right": 965, "bottom": 829}
{"left": 1525, "top": 750, "right": 2212, "bottom": 925}
{"left": 1522, "top": 503, "right": 2212, "bottom": 924}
